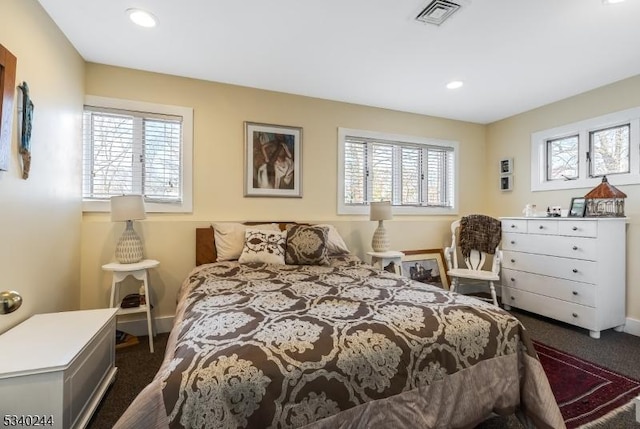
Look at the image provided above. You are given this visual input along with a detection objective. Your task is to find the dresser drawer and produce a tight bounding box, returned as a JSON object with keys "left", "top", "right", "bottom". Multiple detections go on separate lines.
{"left": 557, "top": 220, "right": 598, "bottom": 237}
{"left": 502, "top": 233, "right": 596, "bottom": 260}
{"left": 527, "top": 219, "right": 558, "bottom": 235}
{"left": 502, "top": 219, "right": 527, "bottom": 233}
{"left": 502, "top": 268, "right": 595, "bottom": 306}
{"left": 502, "top": 251, "right": 596, "bottom": 283}
{"left": 502, "top": 287, "right": 596, "bottom": 330}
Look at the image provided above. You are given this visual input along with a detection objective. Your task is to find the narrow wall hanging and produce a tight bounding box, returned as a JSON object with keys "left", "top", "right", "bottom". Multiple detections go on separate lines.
{"left": 18, "top": 81, "right": 34, "bottom": 179}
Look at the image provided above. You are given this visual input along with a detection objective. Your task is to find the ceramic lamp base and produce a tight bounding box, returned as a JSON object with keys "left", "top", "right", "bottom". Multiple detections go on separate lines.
{"left": 372, "top": 221, "right": 390, "bottom": 252}
{"left": 115, "top": 220, "right": 144, "bottom": 264}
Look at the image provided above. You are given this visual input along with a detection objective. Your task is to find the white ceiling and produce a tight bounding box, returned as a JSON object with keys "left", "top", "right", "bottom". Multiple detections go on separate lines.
{"left": 37, "top": 0, "right": 640, "bottom": 124}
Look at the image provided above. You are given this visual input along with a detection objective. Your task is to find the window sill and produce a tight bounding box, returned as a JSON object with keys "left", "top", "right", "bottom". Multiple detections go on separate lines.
{"left": 338, "top": 205, "right": 457, "bottom": 216}
{"left": 82, "top": 199, "right": 192, "bottom": 214}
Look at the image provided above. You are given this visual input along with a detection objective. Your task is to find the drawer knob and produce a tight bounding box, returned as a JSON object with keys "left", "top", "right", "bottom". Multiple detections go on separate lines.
{"left": 539, "top": 225, "right": 544, "bottom": 229}
{"left": 510, "top": 240, "right": 515, "bottom": 245}
{"left": 572, "top": 246, "right": 578, "bottom": 251}
{"left": 572, "top": 291, "right": 578, "bottom": 295}
{"left": 572, "top": 226, "right": 578, "bottom": 231}
{"left": 510, "top": 259, "right": 515, "bottom": 263}
{"left": 572, "top": 268, "right": 578, "bottom": 273}
{"left": 511, "top": 296, "right": 515, "bottom": 300}
{"left": 511, "top": 224, "right": 516, "bottom": 228}
{"left": 510, "top": 278, "right": 515, "bottom": 282}
{"left": 572, "top": 313, "right": 578, "bottom": 318}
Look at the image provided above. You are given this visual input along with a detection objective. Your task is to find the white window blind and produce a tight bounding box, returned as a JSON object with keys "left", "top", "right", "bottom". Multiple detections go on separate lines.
{"left": 83, "top": 106, "right": 183, "bottom": 204}
{"left": 341, "top": 133, "right": 455, "bottom": 212}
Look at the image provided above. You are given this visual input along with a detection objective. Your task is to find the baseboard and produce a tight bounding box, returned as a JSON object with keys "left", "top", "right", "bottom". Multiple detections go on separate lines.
{"left": 116, "top": 315, "right": 175, "bottom": 336}
{"left": 624, "top": 316, "right": 640, "bottom": 337}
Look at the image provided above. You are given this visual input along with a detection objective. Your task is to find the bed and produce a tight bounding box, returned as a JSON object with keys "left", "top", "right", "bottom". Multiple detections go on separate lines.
{"left": 114, "top": 223, "right": 564, "bottom": 429}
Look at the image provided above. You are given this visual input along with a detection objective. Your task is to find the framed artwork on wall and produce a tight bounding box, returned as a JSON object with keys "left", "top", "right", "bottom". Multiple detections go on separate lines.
{"left": 500, "top": 175, "right": 513, "bottom": 192}
{"left": 500, "top": 158, "right": 513, "bottom": 174}
{"left": 0, "top": 44, "right": 18, "bottom": 171}
{"left": 244, "top": 122, "right": 302, "bottom": 197}
{"left": 401, "top": 249, "right": 450, "bottom": 290}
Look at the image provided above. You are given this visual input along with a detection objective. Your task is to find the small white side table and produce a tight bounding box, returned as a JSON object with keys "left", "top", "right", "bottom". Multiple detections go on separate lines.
{"left": 367, "top": 251, "right": 404, "bottom": 275}
{"left": 102, "top": 259, "right": 159, "bottom": 353}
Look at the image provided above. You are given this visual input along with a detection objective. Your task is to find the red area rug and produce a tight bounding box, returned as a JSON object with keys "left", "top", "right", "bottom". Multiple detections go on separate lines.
{"left": 533, "top": 341, "right": 640, "bottom": 428}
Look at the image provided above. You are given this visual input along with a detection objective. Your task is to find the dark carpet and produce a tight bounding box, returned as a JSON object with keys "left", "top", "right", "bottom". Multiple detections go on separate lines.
{"left": 88, "top": 309, "right": 640, "bottom": 428}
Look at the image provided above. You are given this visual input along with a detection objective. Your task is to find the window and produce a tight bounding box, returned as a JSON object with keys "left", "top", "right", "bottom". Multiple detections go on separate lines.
{"left": 82, "top": 96, "right": 193, "bottom": 212}
{"left": 531, "top": 107, "right": 640, "bottom": 192}
{"left": 547, "top": 135, "right": 578, "bottom": 181}
{"left": 338, "top": 128, "right": 458, "bottom": 215}
{"left": 589, "top": 124, "right": 630, "bottom": 177}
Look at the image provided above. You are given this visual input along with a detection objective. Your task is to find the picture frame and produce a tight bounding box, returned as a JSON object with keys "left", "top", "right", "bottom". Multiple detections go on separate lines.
{"left": 244, "top": 122, "right": 302, "bottom": 197}
{"left": 401, "top": 249, "right": 450, "bottom": 290}
{"left": 500, "top": 158, "right": 513, "bottom": 174}
{"left": 569, "top": 197, "right": 586, "bottom": 217}
{"left": 0, "top": 44, "right": 18, "bottom": 171}
{"left": 500, "top": 174, "right": 512, "bottom": 192}
{"left": 382, "top": 261, "right": 402, "bottom": 275}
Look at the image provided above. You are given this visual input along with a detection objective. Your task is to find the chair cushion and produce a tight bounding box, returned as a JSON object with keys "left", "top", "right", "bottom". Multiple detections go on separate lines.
{"left": 447, "top": 268, "right": 499, "bottom": 282}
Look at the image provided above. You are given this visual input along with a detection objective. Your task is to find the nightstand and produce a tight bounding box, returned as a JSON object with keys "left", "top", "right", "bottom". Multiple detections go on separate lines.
{"left": 367, "top": 251, "right": 404, "bottom": 275}
{"left": 102, "top": 259, "right": 159, "bottom": 353}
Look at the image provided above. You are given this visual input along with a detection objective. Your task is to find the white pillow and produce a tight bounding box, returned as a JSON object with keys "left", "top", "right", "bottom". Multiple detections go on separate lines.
{"left": 315, "top": 224, "right": 350, "bottom": 255}
{"left": 212, "top": 222, "right": 280, "bottom": 261}
{"left": 238, "top": 229, "right": 287, "bottom": 265}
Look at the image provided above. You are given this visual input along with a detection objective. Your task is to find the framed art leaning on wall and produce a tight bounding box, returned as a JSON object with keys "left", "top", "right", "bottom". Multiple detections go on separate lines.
{"left": 244, "top": 122, "right": 302, "bottom": 197}
{"left": 401, "top": 249, "right": 450, "bottom": 290}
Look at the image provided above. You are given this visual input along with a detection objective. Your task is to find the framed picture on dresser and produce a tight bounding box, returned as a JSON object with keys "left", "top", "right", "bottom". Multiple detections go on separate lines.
{"left": 569, "top": 197, "right": 586, "bottom": 217}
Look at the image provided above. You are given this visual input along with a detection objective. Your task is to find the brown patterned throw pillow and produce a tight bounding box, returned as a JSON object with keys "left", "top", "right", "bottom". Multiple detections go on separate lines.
{"left": 238, "top": 229, "right": 286, "bottom": 264}
{"left": 285, "top": 225, "right": 329, "bottom": 265}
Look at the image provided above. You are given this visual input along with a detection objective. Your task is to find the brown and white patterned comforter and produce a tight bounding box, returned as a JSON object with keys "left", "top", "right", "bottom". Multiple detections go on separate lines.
{"left": 115, "top": 256, "right": 565, "bottom": 429}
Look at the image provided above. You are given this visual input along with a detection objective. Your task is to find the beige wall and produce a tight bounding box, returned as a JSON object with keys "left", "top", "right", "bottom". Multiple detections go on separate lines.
{"left": 5, "top": 3, "right": 637, "bottom": 335}
{"left": 81, "top": 64, "right": 488, "bottom": 323}
{"left": 486, "top": 75, "right": 640, "bottom": 324}
{"left": 0, "top": 0, "right": 84, "bottom": 333}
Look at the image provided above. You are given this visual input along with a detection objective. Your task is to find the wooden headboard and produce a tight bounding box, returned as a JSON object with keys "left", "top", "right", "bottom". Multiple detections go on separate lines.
{"left": 196, "top": 222, "right": 307, "bottom": 266}
{"left": 195, "top": 227, "right": 217, "bottom": 266}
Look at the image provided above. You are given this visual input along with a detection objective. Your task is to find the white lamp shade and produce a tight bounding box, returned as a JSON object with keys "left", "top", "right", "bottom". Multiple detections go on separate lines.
{"left": 370, "top": 201, "right": 392, "bottom": 221}
{"left": 111, "top": 195, "right": 146, "bottom": 222}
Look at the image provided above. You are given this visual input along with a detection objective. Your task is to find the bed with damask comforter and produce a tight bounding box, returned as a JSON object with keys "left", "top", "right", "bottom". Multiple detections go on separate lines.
{"left": 115, "top": 252, "right": 563, "bottom": 428}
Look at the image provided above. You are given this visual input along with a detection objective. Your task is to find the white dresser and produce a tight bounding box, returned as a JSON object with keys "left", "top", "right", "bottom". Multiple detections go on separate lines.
{"left": 500, "top": 217, "right": 626, "bottom": 339}
{"left": 0, "top": 309, "right": 118, "bottom": 429}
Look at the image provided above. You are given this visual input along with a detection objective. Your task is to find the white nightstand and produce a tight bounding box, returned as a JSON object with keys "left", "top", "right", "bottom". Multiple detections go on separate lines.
{"left": 102, "top": 259, "right": 159, "bottom": 353}
{"left": 367, "top": 251, "right": 404, "bottom": 275}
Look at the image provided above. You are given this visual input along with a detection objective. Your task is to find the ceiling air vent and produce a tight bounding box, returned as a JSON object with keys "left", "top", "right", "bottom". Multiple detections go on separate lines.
{"left": 415, "top": 0, "right": 461, "bottom": 25}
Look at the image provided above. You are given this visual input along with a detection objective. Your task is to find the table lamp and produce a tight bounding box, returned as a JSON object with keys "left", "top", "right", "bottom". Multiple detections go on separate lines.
{"left": 370, "top": 201, "right": 392, "bottom": 252}
{"left": 111, "top": 195, "right": 146, "bottom": 264}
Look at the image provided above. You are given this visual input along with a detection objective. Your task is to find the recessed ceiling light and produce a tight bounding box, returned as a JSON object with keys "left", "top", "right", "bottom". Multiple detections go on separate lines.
{"left": 602, "top": 0, "right": 624, "bottom": 4}
{"left": 126, "top": 8, "right": 157, "bottom": 28}
{"left": 446, "top": 80, "right": 464, "bottom": 89}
